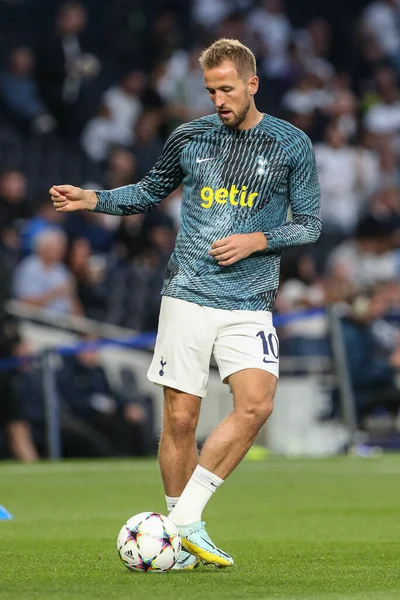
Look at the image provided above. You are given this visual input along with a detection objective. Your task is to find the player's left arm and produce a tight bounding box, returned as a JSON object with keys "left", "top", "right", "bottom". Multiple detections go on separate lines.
{"left": 262, "top": 135, "right": 322, "bottom": 253}
{"left": 209, "top": 136, "right": 321, "bottom": 267}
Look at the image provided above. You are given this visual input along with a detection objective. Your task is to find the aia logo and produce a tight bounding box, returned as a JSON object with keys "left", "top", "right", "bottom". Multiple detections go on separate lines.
{"left": 159, "top": 358, "right": 166, "bottom": 377}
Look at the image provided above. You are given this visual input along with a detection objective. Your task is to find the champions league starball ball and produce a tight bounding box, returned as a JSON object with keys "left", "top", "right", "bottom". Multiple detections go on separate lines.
{"left": 117, "top": 512, "right": 182, "bottom": 572}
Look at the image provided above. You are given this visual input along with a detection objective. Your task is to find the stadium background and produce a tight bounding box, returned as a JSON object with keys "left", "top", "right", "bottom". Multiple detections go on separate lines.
{"left": 1, "top": 0, "right": 400, "bottom": 461}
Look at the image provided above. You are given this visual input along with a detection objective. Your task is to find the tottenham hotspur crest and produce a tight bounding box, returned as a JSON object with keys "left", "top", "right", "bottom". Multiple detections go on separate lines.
{"left": 159, "top": 358, "right": 166, "bottom": 377}
{"left": 256, "top": 156, "right": 268, "bottom": 176}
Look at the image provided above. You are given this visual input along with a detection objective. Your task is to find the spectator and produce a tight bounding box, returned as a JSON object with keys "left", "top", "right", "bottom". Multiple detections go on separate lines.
{"left": 351, "top": 36, "right": 389, "bottom": 98}
{"left": 217, "top": 10, "right": 254, "bottom": 45}
{"left": 137, "top": 68, "right": 166, "bottom": 122}
{"left": 12, "top": 229, "right": 82, "bottom": 315}
{"left": 364, "top": 66, "right": 400, "bottom": 136}
{"left": 140, "top": 210, "right": 177, "bottom": 258}
{"left": 167, "top": 48, "right": 213, "bottom": 124}
{"left": 370, "top": 187, "right": 400, "bottom": 216}
{"left": 56, "top": 337, "right": 152, "bottom": 456}
{"left": 66, "top": 237, "right": 108, "bottom": 320}
{"left": 13, "top": 344, "right": 118, "bottom": 459}
{"left": 340, "top": 289, "right": 400, "bottom": 429}
{"left": 0, "top": 338, "right": 39, "bottom": 463}
{"left": 322, "top": 83, "right": 358, "bottom": 140}
{"left": 282, "top": 72, "right": 331, "bottom": 116}
{"left": 20, "top": 195, "right": 65, "bottom": 255}
{"left": 153, "top": 51, "right": 189, "bottom": 105}
{"left": 107, "top": 212, "right": 176, "bottom": 331}
{"left": 0, "top": 259, "right": 38, "bottom": 462}
{"left": 36, "top": 2, "right": 101, "bottom": 135}
{"left": 192, "top": 0, "right": 232, "bottom": 31}
{"left": 0, "top": 223, "right": 21, "bottom": 272}
{"left": 104, "top": 147, "right": 137, "bottom": 189}
{"left": 284, "top": 109, "right": 317, "bottom": 140}
{"left": 146, "top": 10, "right": 184, "bottom": 68}
{"left": 70, "top": 149, "right": 138, "bottom": 246}
{"left": 314, "top": 123, "right": 378, "bottom": 261}
{"left": 105, "top": 256, "right": 165, "bottom": 331}
{"left": 64, "top": 207, "right": 115, "bottom": 254}
{"left": 114, "top": 215, "right": 146, "bottom": 261}
{"left": 103, "top": 0, "right": 152, "bottom": 69}
{"left": 295, "top": 18, "right": 334, "bottom": 82}
{"left": 374, "top": 142, "right": 400, "bottom": 190}
{"left": 131, "top": 110, "right": 164, "bottom": 180}
{"left": 0, "top": 169, "right": 27, "bottom": 271}
{"left": 247, "top": 0, "right": 292, "bottom": 78}
{"left": 81, "top": 104, "right": 122, "bottom": 163}
{"left": 277, "top": 252, "right": 329, "bottom": 356}
{"left": 102, "top": 71, "right": 145, "bottom": 146}
{"left": 327, "top": 214, "right": 399, "bottom": 292}
{"left": 362, "top": 0, "right": 400, "bottom": 70}
{"left": 0, "top": 169, "right": 28, "bottom": 233}
{"left": 0, "top": 46, "right": 56, "bottom": 134}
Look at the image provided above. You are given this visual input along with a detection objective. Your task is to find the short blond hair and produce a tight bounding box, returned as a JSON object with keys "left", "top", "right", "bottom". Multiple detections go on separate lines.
{"left": 199, "top": 39, "right": 257, "bottom": 80}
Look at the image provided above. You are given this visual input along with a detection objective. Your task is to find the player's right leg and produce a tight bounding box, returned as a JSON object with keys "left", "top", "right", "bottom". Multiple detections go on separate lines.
{"left": 161, "top": 388, "right": 201, "bottom": 570}
{"left": 147, "top": 297, "right": 214, "bottom": 496}
{"left": 160, "top": 388, "right": 201, "bottom": 500}
{"left": 147, "top": 297, "right": 216, "bottom": 569}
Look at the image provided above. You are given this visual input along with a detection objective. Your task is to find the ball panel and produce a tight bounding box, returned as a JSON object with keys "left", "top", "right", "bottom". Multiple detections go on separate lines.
{"left": 158, "top": 514, "right": 180, "bottom": 537}
{"left": 140, "top": 514, "right": 164, "bottom": 538}
{"left": 153, "top": 546, "right": 176, "bottom": 570}
{"left": 119, "top": 540, "right": 141, "bottom": 568}
{"left": 138, "top": 534, "right": 163, "bottom": 561}
{"left": 126, "top": 512, "right": 152, "bottom": 530}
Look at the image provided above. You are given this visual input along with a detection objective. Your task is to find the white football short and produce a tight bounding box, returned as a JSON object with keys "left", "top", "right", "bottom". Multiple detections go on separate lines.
{"left": 147, "top": 296, "right": 279, "bottom": 398}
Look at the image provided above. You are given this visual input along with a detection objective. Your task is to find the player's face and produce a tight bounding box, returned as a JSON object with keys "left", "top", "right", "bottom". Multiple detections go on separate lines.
{"left": 204, "top": 60, "right": 258, "bottom": 130}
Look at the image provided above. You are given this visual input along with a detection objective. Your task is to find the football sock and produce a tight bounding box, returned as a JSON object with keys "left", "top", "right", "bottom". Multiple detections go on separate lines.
{"left": 165, "top": 495, "right": 179, "bottom": 513}
{"left": 168, "top": 465, "right": 223, "bottom": 526}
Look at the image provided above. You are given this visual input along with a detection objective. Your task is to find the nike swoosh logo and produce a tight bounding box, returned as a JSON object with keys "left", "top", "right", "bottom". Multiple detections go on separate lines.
{"left": 263, "top": 359, "right": 277, "bottom": 364}
{"left": 196, "top": 157, "right": 216, "bottom": 163}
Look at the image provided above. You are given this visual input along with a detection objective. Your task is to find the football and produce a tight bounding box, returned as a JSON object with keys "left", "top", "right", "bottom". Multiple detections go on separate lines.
{"left": 117, "top": 512, "right": 182, "bottom": 572}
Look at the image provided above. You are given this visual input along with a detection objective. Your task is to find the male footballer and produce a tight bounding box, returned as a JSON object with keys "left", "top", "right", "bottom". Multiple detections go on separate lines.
{"left": 50, "top": 39, "right": 321, "bottom": 569}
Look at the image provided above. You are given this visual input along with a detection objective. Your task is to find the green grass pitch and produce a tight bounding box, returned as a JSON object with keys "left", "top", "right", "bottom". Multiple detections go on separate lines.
{"left": 1, "top": 455, "right": 400, "bottom": 600}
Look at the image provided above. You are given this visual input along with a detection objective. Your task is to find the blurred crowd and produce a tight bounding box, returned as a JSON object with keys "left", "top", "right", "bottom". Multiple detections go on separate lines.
{"left": 2, "top": 0, "right": 400, "bottom": 458}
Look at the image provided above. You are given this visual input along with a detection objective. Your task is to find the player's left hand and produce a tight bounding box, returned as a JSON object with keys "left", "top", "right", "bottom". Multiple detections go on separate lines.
{"left": 209, "top": 233, "right": 267, "bottom": 266}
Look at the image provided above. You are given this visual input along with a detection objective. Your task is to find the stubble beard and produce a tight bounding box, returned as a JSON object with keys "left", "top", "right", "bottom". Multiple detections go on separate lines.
{"left": 219, "top": 97, "right": 251, "bottom": 130}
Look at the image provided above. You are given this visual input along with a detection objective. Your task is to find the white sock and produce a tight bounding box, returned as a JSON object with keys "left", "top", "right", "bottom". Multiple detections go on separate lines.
{"left": 165, "top": 495, "right": 179, "bottom": 514}
{"left": 168, "top": 465, "right": 223, "bottom": 526}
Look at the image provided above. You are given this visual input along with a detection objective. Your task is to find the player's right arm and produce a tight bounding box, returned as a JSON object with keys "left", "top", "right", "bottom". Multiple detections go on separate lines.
{"left": 49, "top": 125, "right": 188, "bottom": 215}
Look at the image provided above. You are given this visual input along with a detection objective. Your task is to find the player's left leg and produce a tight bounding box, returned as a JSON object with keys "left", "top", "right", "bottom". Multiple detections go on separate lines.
{"left": 169, "top": 309, "right": 279, "bottom": 566}
{"left": 170, "top": 369, "right": 276, "bottom": 566}
{"left": 198, "top": 369, "right": 276, "bottom": 477}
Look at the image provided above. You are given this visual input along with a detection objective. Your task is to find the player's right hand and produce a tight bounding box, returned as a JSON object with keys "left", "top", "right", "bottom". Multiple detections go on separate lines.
{"left": 49, "top": 185, "right": 98, "bottom": 212}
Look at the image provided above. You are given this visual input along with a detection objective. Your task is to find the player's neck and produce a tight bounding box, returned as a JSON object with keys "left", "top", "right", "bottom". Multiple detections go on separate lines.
{"left": 237, "top": 103, "right": 264, "bottom": 131}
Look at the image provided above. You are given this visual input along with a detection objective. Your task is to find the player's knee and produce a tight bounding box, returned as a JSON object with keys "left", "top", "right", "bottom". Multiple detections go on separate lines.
{"left": 168, "top": 410, "right": 197, "bottom": 439}
{"left": 241, "top": 394, "right": 273, "bottom": 429}
{"left": 164, "top": 395, "right": 198, "bottom": 439}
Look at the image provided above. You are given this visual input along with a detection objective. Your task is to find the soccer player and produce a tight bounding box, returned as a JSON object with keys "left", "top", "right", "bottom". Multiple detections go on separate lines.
{"left": 50, "top": 39, "right": 321, "bottom": 569}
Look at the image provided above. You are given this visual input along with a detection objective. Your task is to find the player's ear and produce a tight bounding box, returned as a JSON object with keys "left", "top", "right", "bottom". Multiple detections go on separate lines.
{"left": 248, "top": 75, "right": 259, "bottom": 96}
